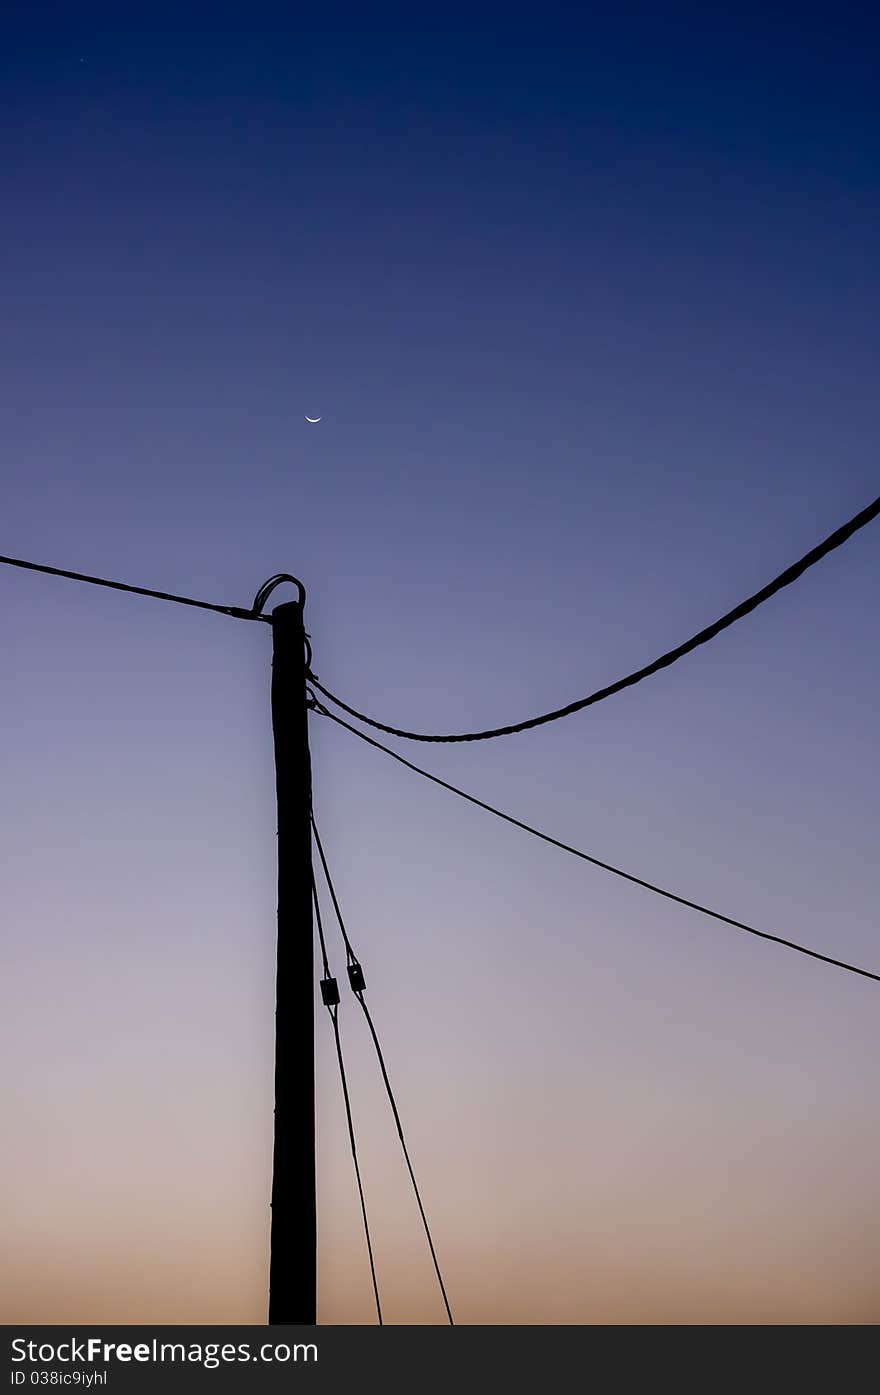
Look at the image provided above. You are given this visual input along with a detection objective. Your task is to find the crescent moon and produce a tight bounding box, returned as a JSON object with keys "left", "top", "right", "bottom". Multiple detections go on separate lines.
{"left": 305, "top": 415, "right": 322, "bottom": 423}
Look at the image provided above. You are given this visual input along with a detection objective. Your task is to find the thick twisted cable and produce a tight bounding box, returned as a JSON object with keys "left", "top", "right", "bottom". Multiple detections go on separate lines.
{"left": 309, "top": 493, "right": 880, "bottom": 742}
{"left": 0, "top": 552, "right": 272, "bottom": 622}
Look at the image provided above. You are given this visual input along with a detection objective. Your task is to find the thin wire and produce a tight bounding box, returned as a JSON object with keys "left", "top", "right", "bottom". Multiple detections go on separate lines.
{"left": 309, "top": 492, "right": 880, "bottom": 742}
{"left": 0, "top": 551, "right": 272, "bottom": 622}
{"left": 310, "top": 700, "right": 880, "bottom": 988}
{"left": 311, "top": 812, "right": 456, "bottom": 1324}
{"left": 311, "top": 816, "right": 357, "bottom": 965}
{"left": 312, "top": 881, "right": 383, "bottom": 1324}
{"left": 312, "top": 876, "right": 332, "bottom": 980}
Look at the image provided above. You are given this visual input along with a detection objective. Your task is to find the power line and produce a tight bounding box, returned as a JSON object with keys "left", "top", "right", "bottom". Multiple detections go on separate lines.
{"left": 0, "top": 551, "right": 289, "bottom": 622}
{"left": 312, "top": 881, "right": 383, "bottom": 1324}
{"left": 309, "top": 699, "right": 880, "bottom": 987}
{"left": 311, "top": 812, "right": 456, "bottom": 1324}
{"left": 309, "top": 492, "right": 880, "bottom": 742}
{"left": 326, "top": 1006, "right": 383, "bottom": 1324}
{"left": 352, "top": 991, "right": 455, "bottom": 1325}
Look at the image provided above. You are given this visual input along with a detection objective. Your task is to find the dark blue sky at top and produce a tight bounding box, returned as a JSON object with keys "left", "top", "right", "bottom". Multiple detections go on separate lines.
{"left": 7, "top": 4, "right": 879, "bottom": 244}
{"left": 6, "top": 3, "right": 879, "bottom": 138}
{"left": 6, "top": 4, "right": 879, "bottom": 171}
{"left": 5, "top": 5, "right": 878, "bottom": 541}
{"left": 6, "top": 7, "right": 878, "bottom": 378}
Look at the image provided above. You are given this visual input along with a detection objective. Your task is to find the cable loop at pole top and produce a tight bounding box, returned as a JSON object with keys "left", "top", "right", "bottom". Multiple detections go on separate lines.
{"left": 252, "top": 574, "right": 306, "bottom": 616}
{"left": 306, "top": 491, "right": 880, "bottom": 742}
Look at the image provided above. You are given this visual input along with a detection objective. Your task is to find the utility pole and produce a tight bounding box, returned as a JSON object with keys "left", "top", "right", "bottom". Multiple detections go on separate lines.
{"left": 268, "top": 591, "right": 316, "bottom": 1324}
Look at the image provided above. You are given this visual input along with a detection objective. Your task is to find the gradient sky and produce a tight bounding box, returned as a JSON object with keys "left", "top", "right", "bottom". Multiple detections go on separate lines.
{"left": 2, "top": 3, "right": 878, "bottom": 1324}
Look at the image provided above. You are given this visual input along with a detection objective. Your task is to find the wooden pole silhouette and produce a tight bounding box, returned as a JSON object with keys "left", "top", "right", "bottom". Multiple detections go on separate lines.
{"left": 268, "top": 596, "right": 315, "bottom": 1323}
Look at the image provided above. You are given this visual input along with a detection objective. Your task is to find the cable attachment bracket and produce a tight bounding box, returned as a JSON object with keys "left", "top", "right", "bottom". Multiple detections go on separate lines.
{"left": 250, "top": 573, "right": 306, "bottom": 616}
{"left": 347, "top": 962, "right": 366, "bottom": 993}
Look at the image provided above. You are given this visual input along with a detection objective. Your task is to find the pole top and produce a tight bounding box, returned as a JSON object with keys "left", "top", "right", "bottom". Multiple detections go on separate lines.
{"left": 251, "top": 573, "right": 306, "bottom": 615}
